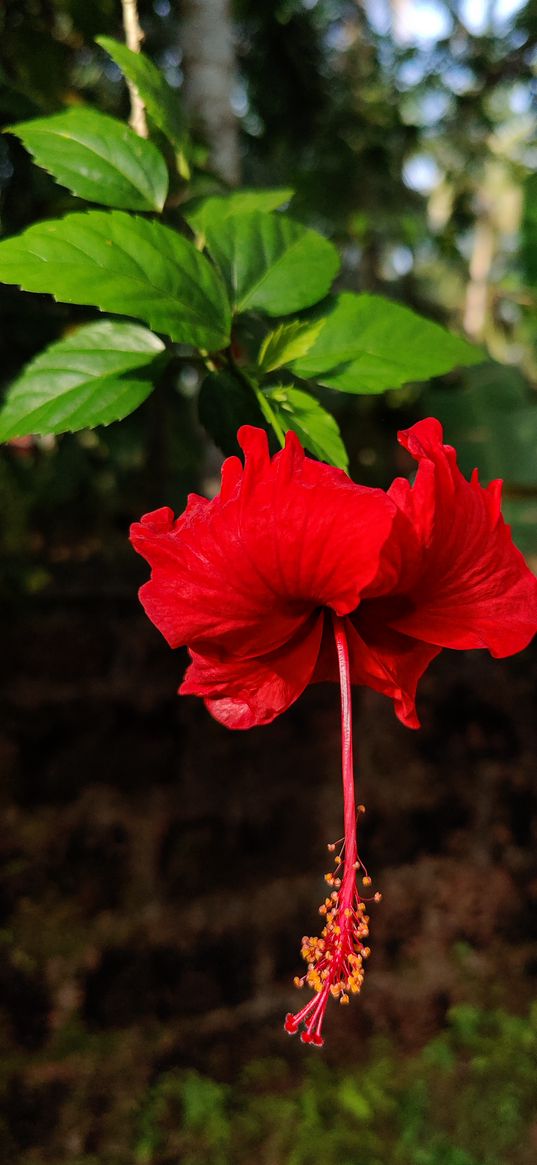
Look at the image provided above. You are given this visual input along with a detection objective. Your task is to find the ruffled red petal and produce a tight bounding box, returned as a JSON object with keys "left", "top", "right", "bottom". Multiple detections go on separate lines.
{"left": 313, "top": 613, "right": 440, "bottom": 729}
{"left": 130, "top": 427, "right": 395, "bottom": 660}
{"left": 131, "top": 418, "right": 537, "bottom": 733}
{"left": 181, "top": 611, "right": 325, "bottom": 728}
{"left": 388, "top": 419, "right": 537, "bottom": 657}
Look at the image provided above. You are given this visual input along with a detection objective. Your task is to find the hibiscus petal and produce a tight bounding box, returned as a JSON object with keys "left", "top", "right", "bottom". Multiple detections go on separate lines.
{"left": 387, "top": 419, "right": 537, "bottom": 658}
{"left": 181, "top": 611, "right": 325, "bottom": 729}
{"left": 228, "top": 426, "right": 397, "bottom": 617}
{"left": 130, "top": 427, "right": 396, "bottom": 659}
{"left": 313, "top": 613, "right": 440, "bottom": 728}
{"left": 130, "top": 479, "right": 308, "bottom": 654}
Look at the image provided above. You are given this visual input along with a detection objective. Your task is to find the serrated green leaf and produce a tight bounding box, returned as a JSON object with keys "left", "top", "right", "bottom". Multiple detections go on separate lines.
{"left": 96, "top": 36, "right": 187, "bottom": 155}
{"left": 290, "top": 293, "right": 482, "bottom": 393}
{"left": 184, "top": 188, "right": 294, "bottom": 237}
{"left": 0, "top": 210, "right": 231, "bottom": 349}
{"left": 258, "top": 317, "right": 326, "bottom": 373}
{"left": 0, "top": 320, "right": 166, "bottom": 438}
{"left": 7, "top": 108, "right": 169, "bottom": 212}
{"left": 264, "top": 385, "right": 348, "bottom": 469}
{"left": 202, "top": 211, "right": 339, "bottom": 317}
{"left": 198, "top": 369, "right": 266, "bottom": 456}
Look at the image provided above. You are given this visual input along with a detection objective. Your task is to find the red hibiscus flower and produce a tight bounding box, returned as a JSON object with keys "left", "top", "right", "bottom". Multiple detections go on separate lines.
{"left": 130, "top": 419, "right": 537, "bottom": 1046}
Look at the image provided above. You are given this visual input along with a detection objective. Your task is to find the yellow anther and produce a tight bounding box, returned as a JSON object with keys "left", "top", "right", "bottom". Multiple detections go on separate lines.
{"left": 362, "top": 875, "right": 372, "bottom": 887}
{"left": 340, "top": 994, "right": 350, "bottom": 1005}
{"left": 374, "top": 891, "right": 382, "bottom": 902}
{"left": 293, "top": 976, "right": 304, "bottom": 988}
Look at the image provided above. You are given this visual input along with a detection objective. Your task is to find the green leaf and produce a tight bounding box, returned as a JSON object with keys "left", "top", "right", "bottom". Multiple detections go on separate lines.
{"left": 264, "top": 385, "right": 348, "bottom": 469}
{"left": 184, "top": 188, "right": 294, "bottom": 237}
{"left": 0, "top": 320, "right": 166, "bottom": 438}
{"left": 7, "top": 108, "right": 169, "bottom": 212}
{"left": 96, "top": 36, "right": 187, "bottom": 155}
{"left": 290, "top": 293, "right": 482, "bottom": 393}
{"left": 202, "top": 211, "right": 340, "bottom": 317}
{"left": 258, "top": 318, "right": 326, "bottom": 373}
{"left": 198, "top": 369, "right": 266, "bottom": 456}
{"left": 0, "top": 210, "right": 231, "bottom": 349}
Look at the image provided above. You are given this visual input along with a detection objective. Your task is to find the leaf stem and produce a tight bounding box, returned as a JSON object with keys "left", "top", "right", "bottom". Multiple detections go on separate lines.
{"left": 121, "top": 0, "right": 149, "bottom": 138}
{"left": 251, "top": 379, "right": 286, "bottom": 448}
{"left": 226, "top": 352, "right": 286, "bottom": 448}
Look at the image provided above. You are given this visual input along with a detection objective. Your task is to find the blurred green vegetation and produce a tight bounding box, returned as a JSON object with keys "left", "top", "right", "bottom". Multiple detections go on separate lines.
{"left": 0, "top": 4, "right": 537, "bottom": 1160}
{"left": 1, "top": 0, "right": 537, "bottom": 573}
{"left": 135, "top": 1004, "right": 537, "bottom": 1165}
{"left": 9, "top": 1003, "right": 534, "bottom": 1165}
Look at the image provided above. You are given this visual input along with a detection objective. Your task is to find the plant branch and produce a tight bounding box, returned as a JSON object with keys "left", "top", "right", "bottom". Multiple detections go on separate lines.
{"left": 250, "top": 379, "right": 286, "bottom": 448}
{"left": 226, "top": 351, "right": 286, "bottom": 448}
{"left": 121, "top": 0, "right": 148, "bottom": 138}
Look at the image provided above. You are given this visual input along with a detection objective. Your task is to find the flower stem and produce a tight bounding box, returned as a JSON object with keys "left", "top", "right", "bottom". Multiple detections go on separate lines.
{"left": 225, "top": 351, "right": 286, "bottom": 448}
{"left": 332, "top": 614, "right": 358, "bottom": 882}
{"left": 250, "top": 380, "right": 286, "bottom": 448}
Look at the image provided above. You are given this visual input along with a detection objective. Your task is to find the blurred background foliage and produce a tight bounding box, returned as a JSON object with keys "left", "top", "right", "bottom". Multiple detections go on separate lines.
{"left": 132, "top": 1004, "right": 537, "bottom": 1165}
{"left": 1, "top": 0, "right": 537, "bottom": 587}
{"left": 1, "top": 2, "right": 537, "bottom": 1162}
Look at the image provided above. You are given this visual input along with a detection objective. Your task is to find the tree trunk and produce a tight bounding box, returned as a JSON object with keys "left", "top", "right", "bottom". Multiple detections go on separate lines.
{"left": 463, "top": 205, "right": 495, "bottom": 342}
{"left": 181, "top": 0, "right": 240, "bottom": 186}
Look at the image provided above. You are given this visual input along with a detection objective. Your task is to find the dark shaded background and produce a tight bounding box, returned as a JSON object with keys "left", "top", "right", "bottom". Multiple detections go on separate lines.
{"left": 1, "top": 1, "right": 537, "bottom": 1161}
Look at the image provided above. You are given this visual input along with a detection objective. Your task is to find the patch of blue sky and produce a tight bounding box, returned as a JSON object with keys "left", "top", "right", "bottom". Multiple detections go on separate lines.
{"left": 403, "top": 153, "right": 442, "bottom": 194}
{"left": 509, "top": 84, "right": 532, "bottom": 116}
{"left": 364, "top": 0, "right": 391, "bottom": 37}
{"left": 442, "top": 65, "right": 478, "bottom": 95}
{"left": 325, "top": 21, "right": 357, "bottom": 52}
{"left": 461, "top": 0, "right": 526, "bottom": 33}
{"left": 368, "top": 0, "right": 526, "bottom": 45}
{"left": 415, "top": 90, "right": 454, "bottom": 125}
{"left": 399, "top": 1, "right": 453, "bottom": 45}
{"left": 398, "top": 57, "right": 430, "bottom": 88}
{"left": 389, "top": 245, "right": 414, "bottom": 276}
